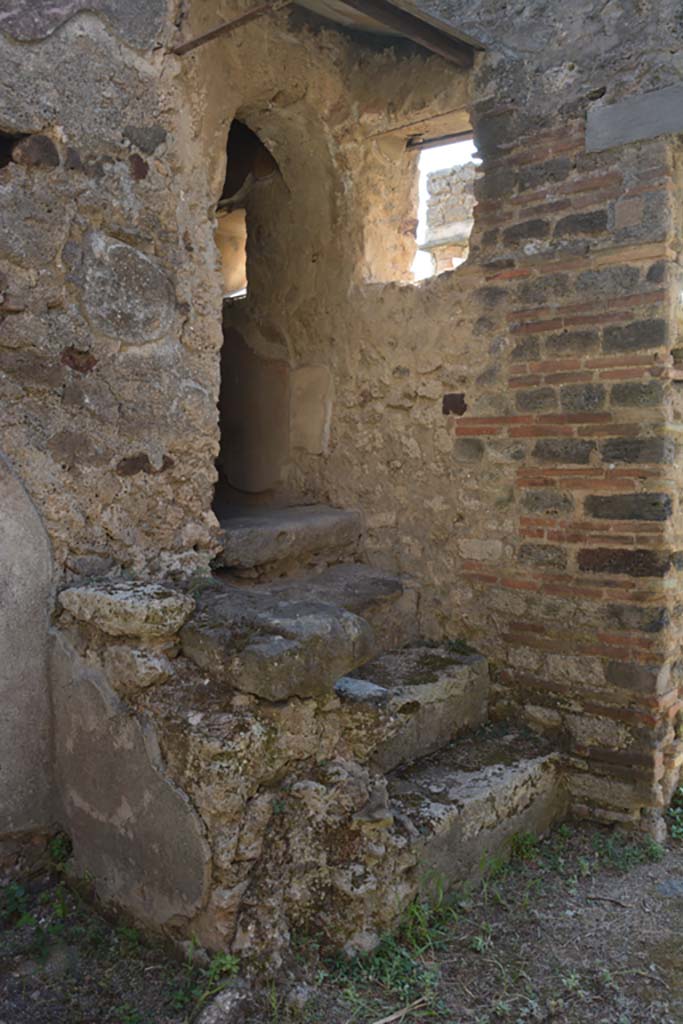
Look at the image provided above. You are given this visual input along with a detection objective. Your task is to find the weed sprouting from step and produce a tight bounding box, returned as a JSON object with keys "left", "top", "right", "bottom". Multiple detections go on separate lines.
{"left": 48, "top": 831, "right": 73, "bottom": 871}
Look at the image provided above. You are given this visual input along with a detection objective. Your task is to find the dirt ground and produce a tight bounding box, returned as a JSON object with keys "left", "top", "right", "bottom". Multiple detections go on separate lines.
{"left": 1, "top": 818, "right": 683, "bottom": 1024}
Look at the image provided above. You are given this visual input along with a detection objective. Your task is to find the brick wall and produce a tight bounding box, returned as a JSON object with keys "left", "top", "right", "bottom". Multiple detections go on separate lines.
{"left": 455, "top": 109, "right": 682, "bottom": 830}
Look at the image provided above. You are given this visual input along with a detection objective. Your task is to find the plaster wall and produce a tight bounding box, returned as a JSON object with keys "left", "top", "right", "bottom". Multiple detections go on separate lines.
{"left": 0, "top": 454, "right": 53, "bottom": 835}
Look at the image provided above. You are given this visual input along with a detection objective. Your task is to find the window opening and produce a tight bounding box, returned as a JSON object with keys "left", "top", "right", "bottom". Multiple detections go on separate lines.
{"left": 411, "top": 137, "right": 479, "bottom": 281}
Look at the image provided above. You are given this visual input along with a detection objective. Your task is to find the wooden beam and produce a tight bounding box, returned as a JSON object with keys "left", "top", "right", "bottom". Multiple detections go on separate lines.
{"left": 172, "top": 0, "right": 292, "bottom": 56}
{"left": 336, "top": 0, "right": 475, "bottom": 67}
{"left": 406, "top": 128, "right": 474, "bottom": 150}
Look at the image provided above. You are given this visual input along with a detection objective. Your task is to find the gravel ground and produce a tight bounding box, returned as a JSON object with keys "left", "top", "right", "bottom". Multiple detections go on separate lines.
{"left": 1, "top": 820, "right": 682, "bottom": 1024}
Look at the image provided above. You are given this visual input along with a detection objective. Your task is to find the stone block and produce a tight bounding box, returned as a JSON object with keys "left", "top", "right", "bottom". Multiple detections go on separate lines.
{"left": 586, "top": 85, "right": 683, "bottom": 153}
{"left": 521, "top": 488, "right": 574, "bottom": 516}
{"left": 343, "top": 645, "right": 490, "bottom": 771}
{"left": 453, "top": 437, "right": 485, "bottom": 461}
{"left": 604, "top": 661, "right": 669, "bottom": 695}
{"left": 516, "top": 386, "right": 557, "bottom": 412}
{"left": 578, "top": 547, "right": 671, "bottom": 577}
{"left": 511, "top": 338, "right": 540, "bottom": 361}
{"left": 600, "top": 437, "right": 673, "bottom": 464}
{"left": 389, "top": 731, "right": 566, "bottom": 894}
{"left": 546, "top": 330, "right": 599, "bottom": 355}
{"left": 458, "top": 538, "right": 503, "bottom": 562}
{"left": 554, "top": 211, "right": 608, "bottom": 236}
{"left": 614, "top": 196, "right": 644, "bottom": 230}
{"left": 0, "top": 0, "right": 166, "bottom": 47}
{"left": 80, "top": 233, "right": 175, "bottom": 344}
{"left": 180, "top": 585, "right": 374, "bottom": 701}
{"left": 610, "top": 381, "right": 663, "bottom": 407}
{"left": 584, "top": 492, "right": 672, "bottom": 521}
{"left": 215, "top": 505, "right": 361, "bottom": 574}
{"left": 604, "top": 603, "right": 669, "bottom": 634}
{"left": 503, "top": 219, "right": 550, "bottom": 244}
{"left": 518, "top": 543, "right": 567, "bottom": 569}
{"left": 576, "top": 265, "right": 641, "bottom": 295}
{"left": 517, "top": 157, "right": 571, "bottom": 191}
{"left": 533, "top": 438, "right": 595, "bottom": 464}
{"left": 560, "top": 383, "right": 606, "bottom": 412}
{"left": 123, "top": 124, "right": 167, "bottom": 154}
{"left": 602, "top": 319, "right": 668, "bottom": 354}
{"left": 58, "top": 582, "right": 195, "bottom": 639}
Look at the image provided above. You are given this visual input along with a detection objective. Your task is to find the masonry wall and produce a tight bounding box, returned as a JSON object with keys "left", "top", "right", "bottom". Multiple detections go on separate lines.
{"left": 284, "top": 1, "right": 683, "bottom": 827}
{"left": 2, "top": 0, "right": 683, "bottom": 842}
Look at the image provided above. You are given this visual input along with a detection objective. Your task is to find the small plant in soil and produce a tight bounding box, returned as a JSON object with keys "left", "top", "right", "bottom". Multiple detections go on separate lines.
{"left": 668, "top": 786, "right": 683, "bottom": 840}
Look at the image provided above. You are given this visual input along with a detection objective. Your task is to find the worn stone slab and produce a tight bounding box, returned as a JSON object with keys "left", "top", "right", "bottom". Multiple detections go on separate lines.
{"left": 215, "top": 504, "right": 362, "bottom": 573}
{"left": 264, "top": 562, "right": 420, "bottom": 654}
{"left": 59, "top": 581, "right": 195, "bottom": 639}
{"left": 337, "top": 645, "right": 490, "bottom": 770}
{"left": 51, "top": 634, "right": 211, "bottom": 927}
{"left": 181, "top": 586, "right": 374, "bottom": 701}
{"left": 586, "top": 85, "right": 683, "bottom": 153}
{"left": 389, "top": 729, "right": 566, "bottom": 892}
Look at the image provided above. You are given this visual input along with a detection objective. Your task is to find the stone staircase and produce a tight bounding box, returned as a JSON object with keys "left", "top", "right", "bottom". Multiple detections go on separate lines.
{"left": 55, "top": 503, "right": 567, "bottom": 960}
{"left": 164, "top": 503, "right": 567, "bottom": 949}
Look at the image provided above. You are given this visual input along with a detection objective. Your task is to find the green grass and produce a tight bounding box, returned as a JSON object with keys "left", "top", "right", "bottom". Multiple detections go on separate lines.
{"left": 668, "top": 787, "right": 683, "bottom": 840}
{"left": 325, "top": 887, "right": 462, "bottom": 1018}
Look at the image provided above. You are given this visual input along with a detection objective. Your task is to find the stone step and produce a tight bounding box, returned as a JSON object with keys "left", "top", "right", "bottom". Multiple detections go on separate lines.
{"left": 334, "top": 643, "right": 490, "bottom": 771}
{"left": 388, "top": 726, "right": 566, "bottom": 894}
{"left": 180, "top": 564, "right": 417, "bottom": 701}
{"left": 213, "top": 504, "right": 362, "bottom": 576}
{"left": 261, "top": 562, "right": 419, "bottom": 654}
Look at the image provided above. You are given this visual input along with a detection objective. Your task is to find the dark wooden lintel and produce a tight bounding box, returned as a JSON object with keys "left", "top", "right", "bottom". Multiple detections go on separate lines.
{"left": 338, "top": 0, "right": 475, "bottom": 67}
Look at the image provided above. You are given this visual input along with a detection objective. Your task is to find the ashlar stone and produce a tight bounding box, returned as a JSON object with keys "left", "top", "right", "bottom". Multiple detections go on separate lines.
{"left": 80, "top": 233, "right": 175, "bottom": 344}
{"left": 58, "top": 581, "right": 195, "bottom": 638}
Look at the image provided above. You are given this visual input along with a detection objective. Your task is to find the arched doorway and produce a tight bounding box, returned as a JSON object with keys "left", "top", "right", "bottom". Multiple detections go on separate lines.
{"left": 213, "top": 120, "right": 289, "bottom": 515}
